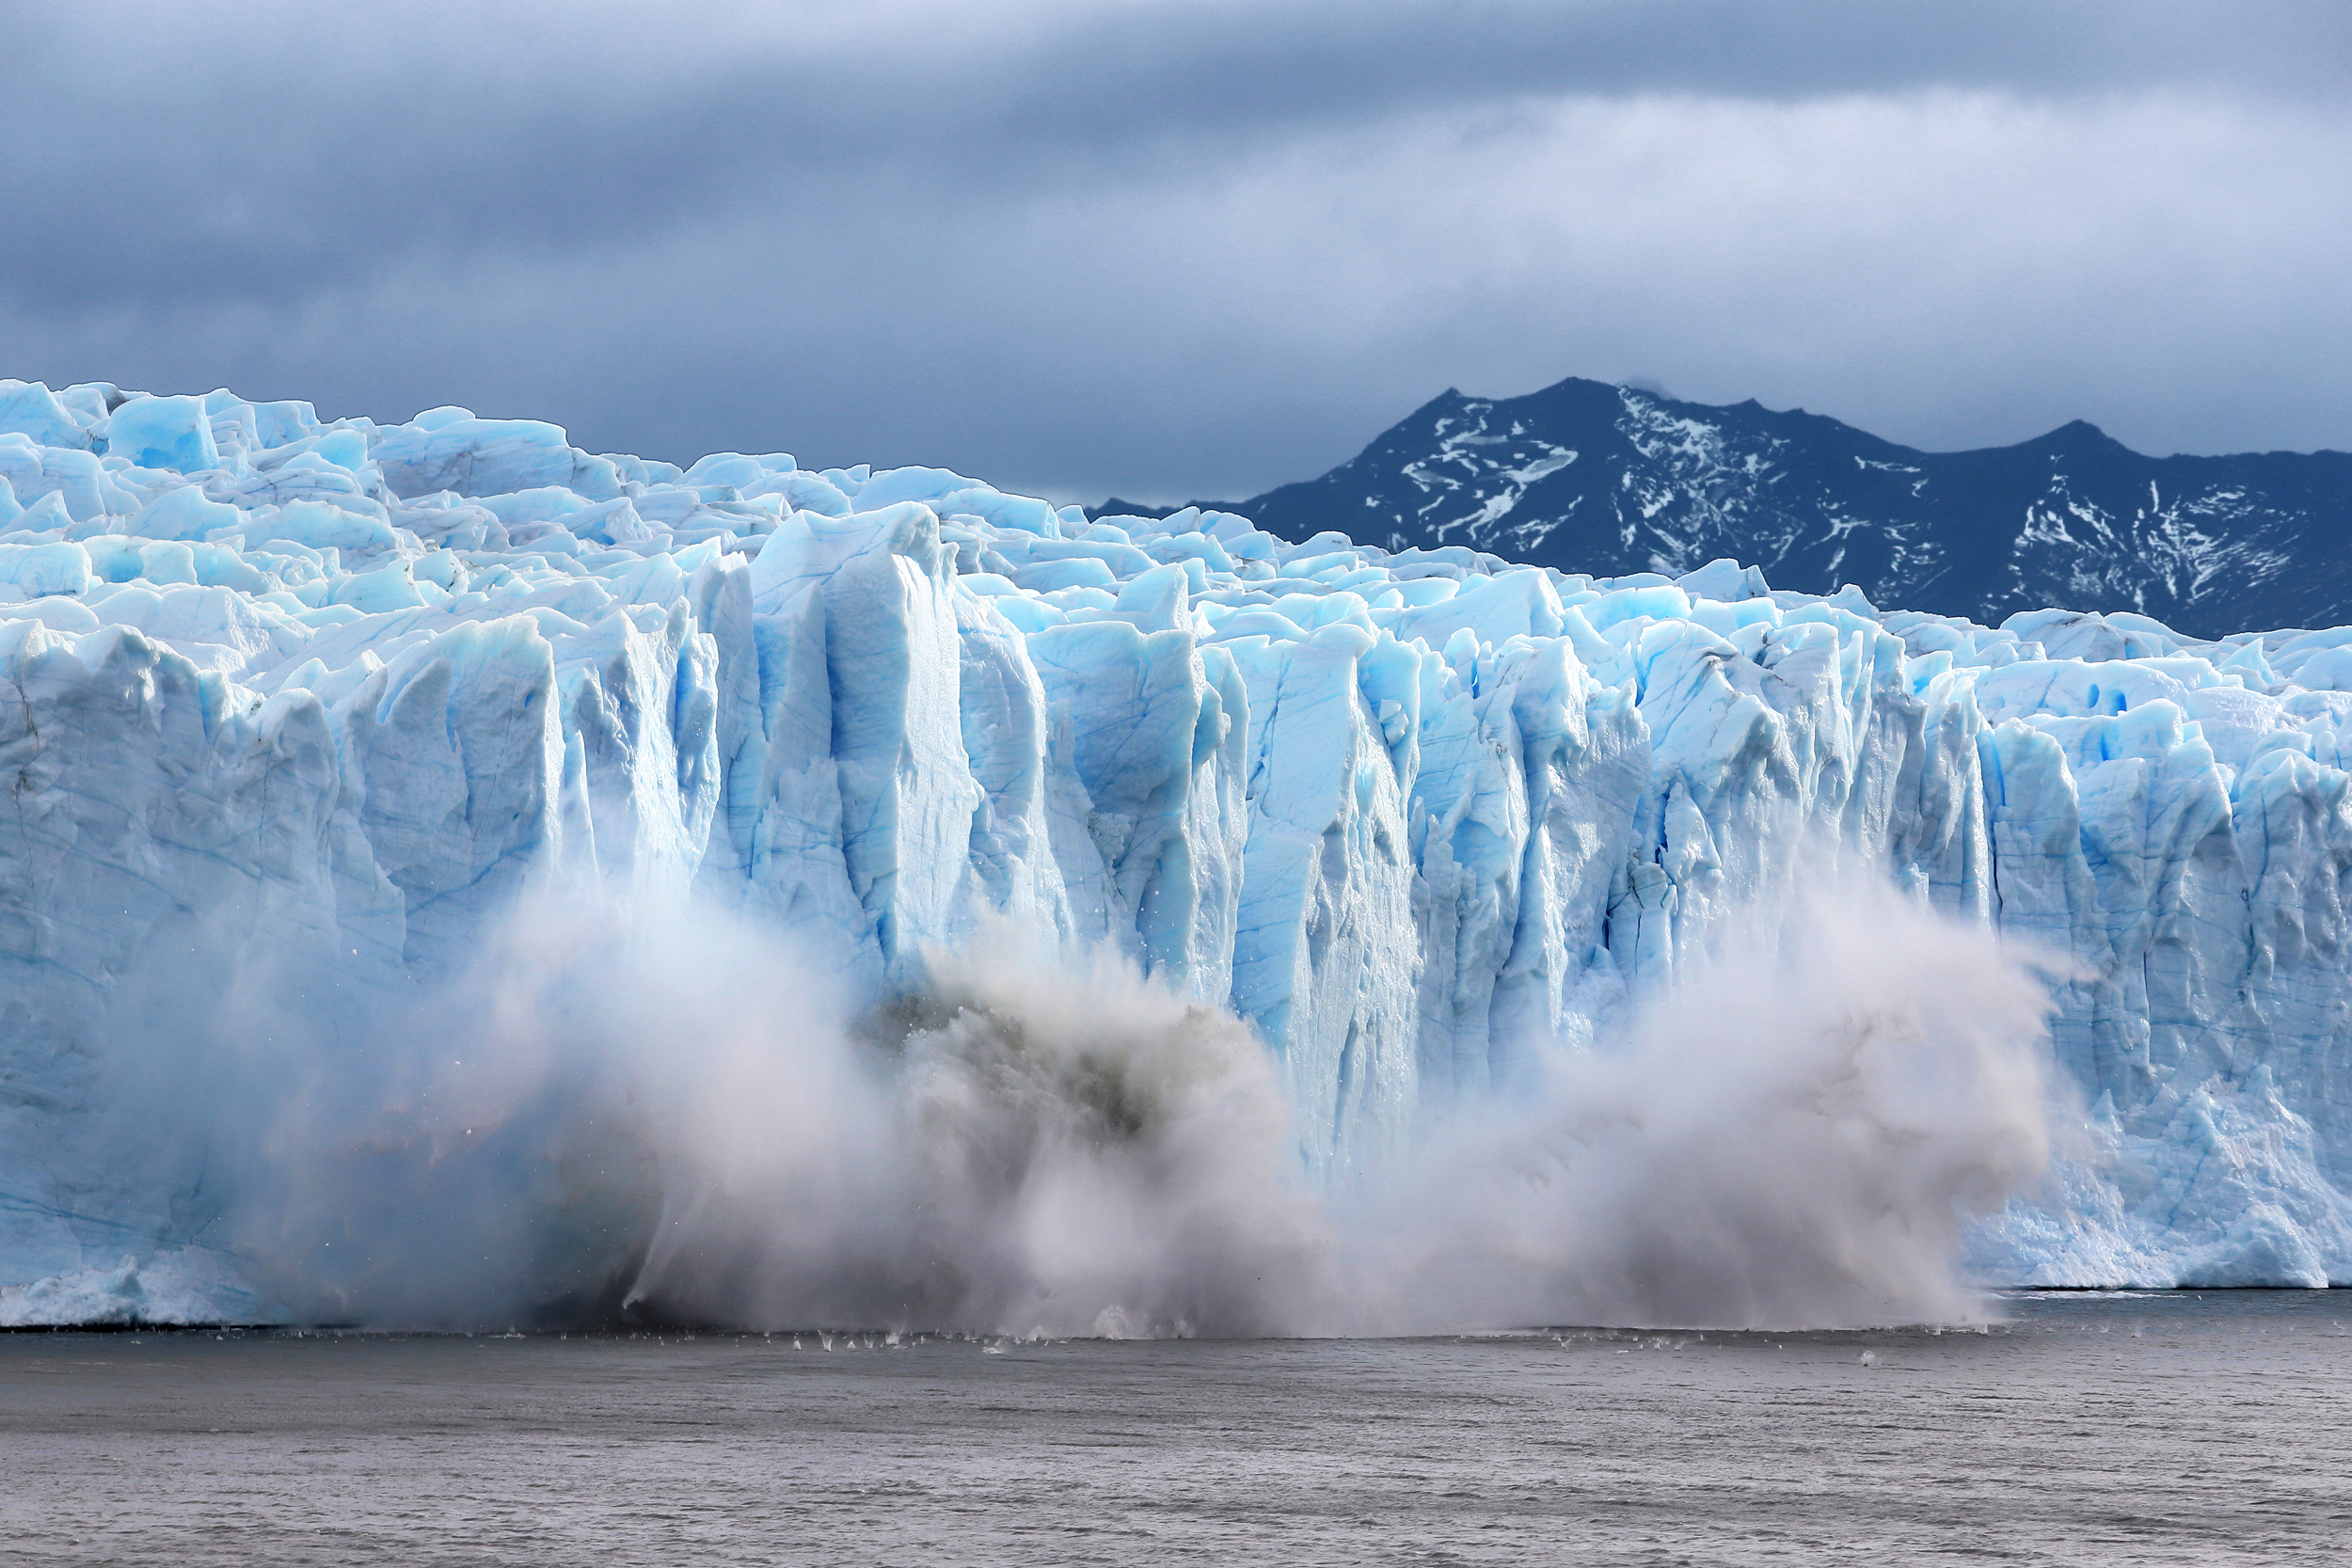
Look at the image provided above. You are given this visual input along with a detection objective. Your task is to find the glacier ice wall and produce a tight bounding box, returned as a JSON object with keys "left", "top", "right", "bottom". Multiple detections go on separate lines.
{"left": 3, "top": 378, "right": 2350, "bottom": 1323}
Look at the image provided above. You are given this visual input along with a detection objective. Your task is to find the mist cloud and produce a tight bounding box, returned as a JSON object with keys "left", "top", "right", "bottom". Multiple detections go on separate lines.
{"left": 186, "top": 879, "right": 2053, "bottom": 1335}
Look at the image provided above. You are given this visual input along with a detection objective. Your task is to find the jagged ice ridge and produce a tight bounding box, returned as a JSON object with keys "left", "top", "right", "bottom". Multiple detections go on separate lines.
{"left": 2, "top": 379, "right": 2349, "bottom": 1325}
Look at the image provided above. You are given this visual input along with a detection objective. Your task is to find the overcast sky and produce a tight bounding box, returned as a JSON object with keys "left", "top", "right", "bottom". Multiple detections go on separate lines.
{"left": 5, "top": 1, "right": 2348, "bottom": 501}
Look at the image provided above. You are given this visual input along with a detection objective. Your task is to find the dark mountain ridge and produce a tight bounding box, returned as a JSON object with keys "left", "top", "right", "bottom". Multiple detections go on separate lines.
{"left": 1115, "top": 377, "right": 2352, "bottom": 640}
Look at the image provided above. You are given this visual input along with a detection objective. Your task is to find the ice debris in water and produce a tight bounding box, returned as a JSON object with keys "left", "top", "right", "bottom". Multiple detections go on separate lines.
{"left": 3, "top": 377, "right": 2352, "bottom": 1324}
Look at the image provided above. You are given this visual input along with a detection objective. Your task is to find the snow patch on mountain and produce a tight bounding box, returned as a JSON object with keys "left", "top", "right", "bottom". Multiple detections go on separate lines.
{"left": 1243, "top": 377, "right": 2352, "bottom": 640}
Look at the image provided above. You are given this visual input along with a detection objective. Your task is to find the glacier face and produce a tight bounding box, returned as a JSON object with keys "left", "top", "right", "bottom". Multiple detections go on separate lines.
{"left": 2, "top": 378, "right": 2350, "bottom": 1324}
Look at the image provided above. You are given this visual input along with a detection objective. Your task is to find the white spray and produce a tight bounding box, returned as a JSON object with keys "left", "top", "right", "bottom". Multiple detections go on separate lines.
{"left": 1352, "top": 880, "right": 2054, "bottom": 1330}
{"left": 211, "top": 877, "right": 2052, "bottom": 1334}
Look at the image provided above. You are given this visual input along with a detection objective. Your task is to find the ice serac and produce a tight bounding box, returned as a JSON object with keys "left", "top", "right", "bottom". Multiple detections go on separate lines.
{"left": 5, "top": 379, "right": 2352, "bottom": 1322}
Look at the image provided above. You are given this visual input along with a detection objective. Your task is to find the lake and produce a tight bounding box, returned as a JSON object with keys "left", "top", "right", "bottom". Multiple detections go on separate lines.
{"left": 4, "top": 1291, "right": 2347, "bottom": 1565}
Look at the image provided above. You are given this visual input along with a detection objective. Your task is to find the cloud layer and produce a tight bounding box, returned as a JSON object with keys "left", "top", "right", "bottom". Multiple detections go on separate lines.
{"left": 6, "top": 1, "right": 2349, "bottom": 499}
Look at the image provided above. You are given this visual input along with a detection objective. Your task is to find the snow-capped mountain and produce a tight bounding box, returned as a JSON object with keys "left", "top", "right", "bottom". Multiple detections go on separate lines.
{"left": 1239, "top": 377, "right": 2352, "bottom": 640}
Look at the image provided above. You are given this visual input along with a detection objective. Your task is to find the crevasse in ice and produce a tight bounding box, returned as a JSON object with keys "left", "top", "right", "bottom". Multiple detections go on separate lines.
{"left": 2, "top": 379, "right": 2349, "bottom": 1322}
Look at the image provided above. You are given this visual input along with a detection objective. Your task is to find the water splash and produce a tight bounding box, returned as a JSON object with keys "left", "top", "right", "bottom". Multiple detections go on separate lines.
{"left": 1353, "top": 880, "right": 2053, "bottom": 1330}
{"left": 215, "top": 879, "right": 2051, "bottom": 1334}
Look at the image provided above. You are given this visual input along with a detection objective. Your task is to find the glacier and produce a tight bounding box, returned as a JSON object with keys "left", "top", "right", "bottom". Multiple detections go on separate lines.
{"left": 2, "top": 378, "right": 2350, "bottom": 1327}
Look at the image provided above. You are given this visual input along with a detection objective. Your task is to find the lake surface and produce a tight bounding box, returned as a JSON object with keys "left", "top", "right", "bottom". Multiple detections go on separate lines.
{"left": 4, "top": 1292, "right": 2348, "bottom": 1565}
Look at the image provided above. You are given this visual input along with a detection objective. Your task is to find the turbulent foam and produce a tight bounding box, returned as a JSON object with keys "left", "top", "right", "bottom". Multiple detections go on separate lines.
{"left": 4, "top": 376, "right": 2352, "bottom": 1325}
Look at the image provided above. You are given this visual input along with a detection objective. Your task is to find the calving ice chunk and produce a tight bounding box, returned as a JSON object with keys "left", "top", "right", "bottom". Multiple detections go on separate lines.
{"left": 1, "top": 377, "right": 2350, "bottom": 1328}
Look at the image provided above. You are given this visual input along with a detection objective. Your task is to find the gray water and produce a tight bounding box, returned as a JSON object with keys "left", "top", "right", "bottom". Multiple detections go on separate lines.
{"left": 4, "top": 1293, "right": 2348, "bottom": 1566}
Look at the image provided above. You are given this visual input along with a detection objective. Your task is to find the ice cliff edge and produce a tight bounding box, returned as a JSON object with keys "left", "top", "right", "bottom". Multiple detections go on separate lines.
{"left": 3, "top": 378, "right": 2349, "bottom": 1323}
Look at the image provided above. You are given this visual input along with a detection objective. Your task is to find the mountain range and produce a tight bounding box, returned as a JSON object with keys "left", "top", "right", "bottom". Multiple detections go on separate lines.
{"left": 1105, "top": 377, "right": 2352, "bottom": 640}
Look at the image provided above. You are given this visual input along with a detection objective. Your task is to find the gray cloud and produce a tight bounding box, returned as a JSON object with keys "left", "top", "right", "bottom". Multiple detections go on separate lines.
{"left": 4, "top": 1, "right": 2350, "bottom": 500}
